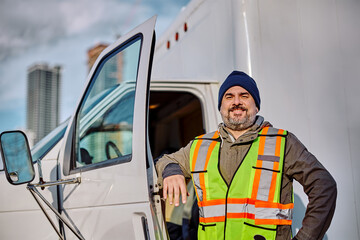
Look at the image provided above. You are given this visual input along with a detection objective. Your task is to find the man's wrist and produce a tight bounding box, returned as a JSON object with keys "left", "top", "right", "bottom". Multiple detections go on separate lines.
{"left": 162, "top": 163, "right": 183, "bottom": 179}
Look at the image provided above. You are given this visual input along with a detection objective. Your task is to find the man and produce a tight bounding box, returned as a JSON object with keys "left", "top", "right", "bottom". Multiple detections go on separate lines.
{"left": 156, "top": 71, "right": 337, "bottom": 240}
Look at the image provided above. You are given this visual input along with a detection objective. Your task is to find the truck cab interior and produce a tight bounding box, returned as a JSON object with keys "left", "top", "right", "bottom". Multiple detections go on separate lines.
{"left": 148, "top": 91, "right": 205, "bottom": 159}
{"left": 148, "top": 90, "right": 204, "bottom": 239}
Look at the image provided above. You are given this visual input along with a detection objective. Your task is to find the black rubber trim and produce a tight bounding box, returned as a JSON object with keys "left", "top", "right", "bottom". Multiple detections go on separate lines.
{"left": 191, "top": 170, "right": 208, "bottom": 173}
{"left": 244, "top": 222, "right": 277, "bottom": 231}
{"left": 195, "top": 137, "right": 222, "bottom": 142}
{"left": 252, "top": 166, "right": 280, "bottom": 173}
{"left": 199, "top": 223, "right": 216, "bottom": 231}
{"left": 258, "top": 134, "right": 287, "bottom": 137}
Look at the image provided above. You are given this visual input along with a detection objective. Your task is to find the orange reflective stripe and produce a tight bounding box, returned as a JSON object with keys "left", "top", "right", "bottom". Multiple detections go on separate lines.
{"left": 255, "top": 219, "right": 292, "bottom": 225}
{"left": 268, "top": 161, "right": 279, "bottom": 202}
{"left": 199, "top": 197, "right": 257, "bottom": 206}
{"left": 199, "top": 216, "right": 226, "bottom": 223}
{"left": 258, "top": 127, "right": 269, "bottom": 155}
{"left": 268, "top": 129, "right": 283, "bottom": 202}
{"left": 199, "top": 172, "right": 207, "bottom": 202}
{"left": 198, "top": 133, "right": 205, "bottom": 138}
{"left": 191, "top": 139, "right": 203, "bottom": 171}
{"left": 204, "top": 141, "right": 218, "bottom": 170}
{"left": 252, "top": 127, "right": 269, "bottom": 199}
{"left": 198, "top": 199, "right": 226, "bottom": 207}
{"left": 227, "top": 212, "right": 255, "bottom": 220}
{"left": 251, "top": 159, "right": 262, "bottom": 200}
{"left": 275, "top": 129, "right": 284, "bottom": 157}
{"left": 212, "top": 131, "right": 219, "bottom": 139}
{"left": 227, "top": 198, "right": 255, "bottom": 205}
{"left": 251, "top": 149, "right": 263, "bottom": 199}
{"left": 191, "top": 139, "right": 204, "bottom": 203}
{"left": 200, "top": 132, "right": 220, "bottom": 202}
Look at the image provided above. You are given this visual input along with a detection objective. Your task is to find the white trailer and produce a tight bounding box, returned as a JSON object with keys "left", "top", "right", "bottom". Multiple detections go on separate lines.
{"left": 152, "top": 0, "right": 360, "bottom": 239}
{"left": 0, "top": 0, "right": 359, "bottom": 239}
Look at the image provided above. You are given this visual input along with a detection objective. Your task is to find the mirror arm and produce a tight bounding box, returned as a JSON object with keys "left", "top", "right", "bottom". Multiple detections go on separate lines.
{"left": 27, "top": 184, "right": 85, "bottom": 240}
{"left": 32, "top": 177, "right": 81, "bottom": 188}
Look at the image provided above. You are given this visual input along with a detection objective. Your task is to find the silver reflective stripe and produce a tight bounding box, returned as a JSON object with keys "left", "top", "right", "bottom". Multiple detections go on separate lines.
{"left": 261, "top": 160, "right": 276, "bottom": 170}
{"left": 192, "top": 131, "right": 218, "bottom": 202}
{"left": 192, "top": 175, "right": 203, "bottom": 202}
{"left": 201, "top": 201, "right": 292, "bottom": 221}
{"left": 202, "top": 132, "right": 217, "bottom": 138}
{"left": 227, "top": 203, "right": 255, "bottom": 215}
{"left": 255, "top": 207, "right": 293, "bottom": 221}
{"left": 266, "top": 127, "right": 281, "bottom": 135}
{"left": 263, "top": 133, "right": 277, "bottom": 156}
{"left": 256, "top": 165, "right": 274, "bottom": 201}
{"left": 194, "top": 139, "right": 212, "bottom": 171}
{"left": 256, "top": 129, "right": 280, "bottom": 201}
{"left": 202, "top": 204, "right": 226, "bottom": 218}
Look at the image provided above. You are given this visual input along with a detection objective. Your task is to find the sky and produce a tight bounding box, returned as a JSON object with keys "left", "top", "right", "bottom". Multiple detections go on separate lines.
{"left": 0, "top": 0, "right": 190, "bottom": 133}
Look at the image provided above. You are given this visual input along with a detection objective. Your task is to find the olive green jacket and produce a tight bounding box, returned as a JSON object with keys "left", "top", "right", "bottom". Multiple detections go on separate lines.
{"left": 156, "top": 116, "right": 337, "bottom": 240}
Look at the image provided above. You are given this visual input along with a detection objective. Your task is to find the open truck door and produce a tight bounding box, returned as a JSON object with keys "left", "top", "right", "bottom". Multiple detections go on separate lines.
{"left": 58, "top": 16, "right": 158, "bottom": 239}
{"left": 0, "top": 16, "right": 160, "bottom": 240}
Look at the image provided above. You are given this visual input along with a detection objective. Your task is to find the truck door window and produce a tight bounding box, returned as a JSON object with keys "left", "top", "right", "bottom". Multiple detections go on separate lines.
{"left": 74, "top": 36, "right": 141, "bottom": 169}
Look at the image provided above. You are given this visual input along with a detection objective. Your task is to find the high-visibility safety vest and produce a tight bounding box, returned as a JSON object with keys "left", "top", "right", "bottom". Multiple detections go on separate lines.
{"left": 189, "top": 127, "right": 293, "bottom": 240}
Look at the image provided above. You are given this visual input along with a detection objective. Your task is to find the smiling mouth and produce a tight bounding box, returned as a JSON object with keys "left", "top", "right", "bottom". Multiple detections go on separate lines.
{"left": 230, "top": 106, "right": 247, "bottom": 112}
{"left": 232, "top": 109, "right": 244, "bottom": 114}
{"left": 228, "top": 106, "right": 247, "bottom": 118}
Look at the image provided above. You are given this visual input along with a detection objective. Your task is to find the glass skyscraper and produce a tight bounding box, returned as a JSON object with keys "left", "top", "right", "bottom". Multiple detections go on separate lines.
{"left": 26, "top": 64, "right": 61, "bottom": 144}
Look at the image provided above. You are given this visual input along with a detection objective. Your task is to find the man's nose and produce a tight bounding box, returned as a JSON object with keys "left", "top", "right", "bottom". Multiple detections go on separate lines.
{"left": 233, "top": 96, "right": 242, "bottom": 105}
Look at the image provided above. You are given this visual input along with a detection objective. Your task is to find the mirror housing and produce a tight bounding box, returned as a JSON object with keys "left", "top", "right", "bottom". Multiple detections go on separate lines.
{"left": 0, "top": 131, "right": 35, "bottom": 185}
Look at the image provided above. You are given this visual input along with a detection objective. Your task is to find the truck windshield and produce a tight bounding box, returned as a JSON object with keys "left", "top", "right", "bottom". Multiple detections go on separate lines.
{"left": 31, "top": 119, "right": 69, "bottom": 162}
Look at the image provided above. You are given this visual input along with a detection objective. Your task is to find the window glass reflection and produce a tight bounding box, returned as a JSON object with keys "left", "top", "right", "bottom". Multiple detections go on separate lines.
{"left": 75, "top": 37, "right": 141, "bottom": 168}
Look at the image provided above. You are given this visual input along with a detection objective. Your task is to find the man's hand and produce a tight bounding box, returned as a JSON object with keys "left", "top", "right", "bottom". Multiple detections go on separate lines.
{"left": 163, "top": 174, "right": 187, "bottom": 206}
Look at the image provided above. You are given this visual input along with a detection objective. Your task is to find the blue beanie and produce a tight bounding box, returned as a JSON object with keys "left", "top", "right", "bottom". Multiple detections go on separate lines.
{"left": 218, "top": 71, "right": 260, "bottom": 110}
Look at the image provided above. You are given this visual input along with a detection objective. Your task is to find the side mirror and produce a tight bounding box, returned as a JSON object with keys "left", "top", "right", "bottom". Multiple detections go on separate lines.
{"left": 0, "top": 131, "right": 35, "bottom": 185}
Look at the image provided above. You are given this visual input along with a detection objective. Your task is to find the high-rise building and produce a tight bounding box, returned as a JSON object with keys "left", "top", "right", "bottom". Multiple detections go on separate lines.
{"left": 26, "top": 63, "right": 61, "bottom": 144}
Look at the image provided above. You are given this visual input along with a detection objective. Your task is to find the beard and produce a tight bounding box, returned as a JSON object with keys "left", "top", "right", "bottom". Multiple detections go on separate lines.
{"left": 221, "top": 105, "right": 257, "bottom": 131}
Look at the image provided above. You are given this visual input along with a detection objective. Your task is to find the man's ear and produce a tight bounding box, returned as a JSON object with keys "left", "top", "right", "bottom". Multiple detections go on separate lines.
{"left": 256, "top": 107, "right": 259, "bottom": 113}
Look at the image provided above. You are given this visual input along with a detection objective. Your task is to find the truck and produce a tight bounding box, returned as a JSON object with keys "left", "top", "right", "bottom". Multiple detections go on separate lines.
{"left": 1, "top": 0, "right": 359, "bottom": 239}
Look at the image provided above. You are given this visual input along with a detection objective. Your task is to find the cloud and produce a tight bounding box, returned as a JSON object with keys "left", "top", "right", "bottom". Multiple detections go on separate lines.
{"left": 0, "top": 0, "right": 190, "bottom": 132}
{"left": 0, "top": 0, "right": 66, "bottom": 61}
{"left": 0, "top": 0, "right": 189, "bottom": 62}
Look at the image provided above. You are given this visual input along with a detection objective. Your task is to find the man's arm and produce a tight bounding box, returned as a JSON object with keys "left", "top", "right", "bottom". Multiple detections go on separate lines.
{"left": 285, "top": 133, "right": 337, "bottom": 240}
{"left": 155, "top": 142, "right": 192, "bottom": 206}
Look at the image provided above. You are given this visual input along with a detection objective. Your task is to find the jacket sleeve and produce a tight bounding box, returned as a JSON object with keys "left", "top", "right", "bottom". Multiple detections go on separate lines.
{"left": 155, "top": 141, "right": 193, "bottom": 186}
{"left": 284, "top": 132, "right": 337, "bottom": 240}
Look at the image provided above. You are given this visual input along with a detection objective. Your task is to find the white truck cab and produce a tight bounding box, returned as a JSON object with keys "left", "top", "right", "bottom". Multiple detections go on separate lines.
{"left": 0, "top": 16, "right": 220, "bottom": 239}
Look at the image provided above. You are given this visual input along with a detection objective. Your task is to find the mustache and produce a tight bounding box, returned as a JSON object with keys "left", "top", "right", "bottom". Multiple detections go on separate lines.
{"left": 229, "top": 105, "right": 247, "bottom": 111}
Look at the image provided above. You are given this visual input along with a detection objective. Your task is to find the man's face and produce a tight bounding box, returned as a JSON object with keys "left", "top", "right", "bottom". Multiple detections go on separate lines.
{"left": 220, "top": 86, "right": 258, "bottom": 131}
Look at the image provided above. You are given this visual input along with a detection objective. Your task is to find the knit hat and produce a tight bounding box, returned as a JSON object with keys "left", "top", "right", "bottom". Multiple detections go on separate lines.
{"left": 218, "top": 71, "right": 261, "bottom": 110}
